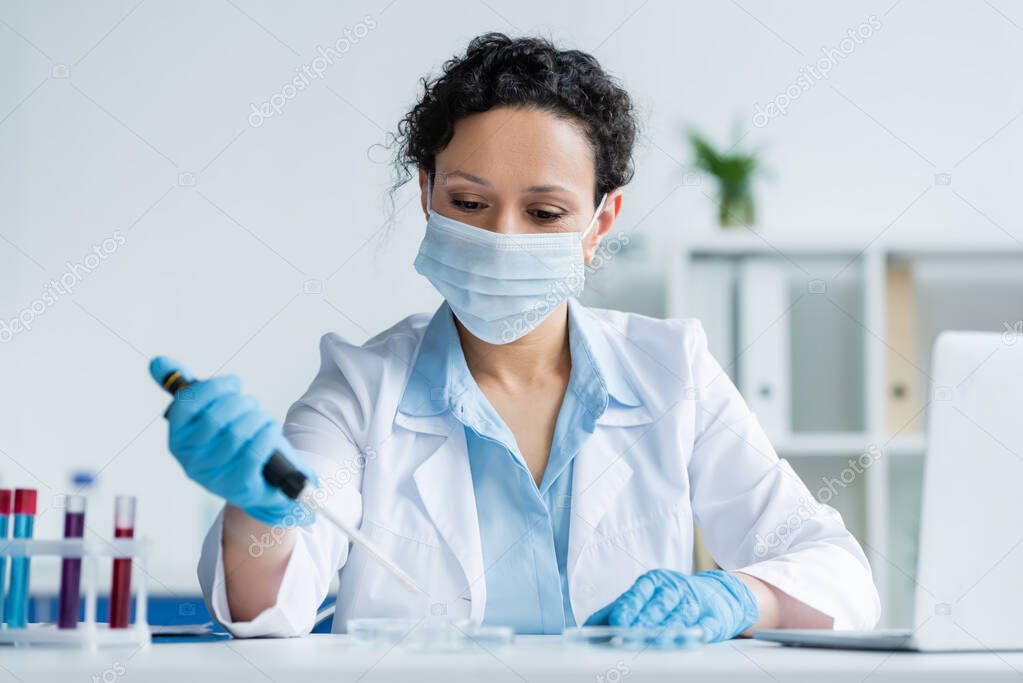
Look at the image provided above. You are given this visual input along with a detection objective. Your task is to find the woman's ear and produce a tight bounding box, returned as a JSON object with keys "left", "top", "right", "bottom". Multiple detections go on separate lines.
{"left": 419, "top": 168, "right": 430, "bottom": 220}
{"left": 583, "top": 189, "right": 623, "bottom": 265}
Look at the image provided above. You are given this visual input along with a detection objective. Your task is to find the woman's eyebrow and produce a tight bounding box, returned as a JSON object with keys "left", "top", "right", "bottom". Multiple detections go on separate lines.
{"left": 440, "top": 173, "right": 569, "bottom": 194}
{"left": 524, "top": 184, "right": 569, "bottom": 193}
{"left": 441, "top": 170, "right": 490, "bottom": 186}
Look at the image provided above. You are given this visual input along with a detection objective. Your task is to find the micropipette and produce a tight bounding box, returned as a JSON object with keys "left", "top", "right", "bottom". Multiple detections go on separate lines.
{"left": 157, "top": 369, "right": 427, "bottom": 596}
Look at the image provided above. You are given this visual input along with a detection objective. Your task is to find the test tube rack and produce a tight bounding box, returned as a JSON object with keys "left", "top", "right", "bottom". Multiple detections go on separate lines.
{"left": 0, "top": 537, "right": 151, "bottom": 649}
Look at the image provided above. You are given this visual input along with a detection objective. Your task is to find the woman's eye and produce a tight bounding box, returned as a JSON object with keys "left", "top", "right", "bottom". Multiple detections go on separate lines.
{"left": 451, "top": 199, "right": 485, "bottom": 211}
{"left": 529, "top": 209, "right": 566, "bottom": 223}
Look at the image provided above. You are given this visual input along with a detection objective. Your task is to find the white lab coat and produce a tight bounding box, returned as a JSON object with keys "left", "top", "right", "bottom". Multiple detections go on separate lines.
{"left": 198, "top": 306, "right": 880, "bottom": 637}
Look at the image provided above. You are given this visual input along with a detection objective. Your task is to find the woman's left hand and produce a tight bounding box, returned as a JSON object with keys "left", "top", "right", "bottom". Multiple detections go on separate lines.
{"left": 584, "top": 569, "right": 760, "bottom": 643}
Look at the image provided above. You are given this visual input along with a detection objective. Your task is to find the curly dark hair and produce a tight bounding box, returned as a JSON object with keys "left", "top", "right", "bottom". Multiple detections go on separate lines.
{"left": 392, "top": 32, "right": 637, "bottom": 206}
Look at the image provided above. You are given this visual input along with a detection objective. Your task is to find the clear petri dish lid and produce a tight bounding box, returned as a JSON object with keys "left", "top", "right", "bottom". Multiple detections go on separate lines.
{"left": 347, "top": 618, "right": 514, "bottom": 652}
{"left": 564, "top": 625, "right": 706, "bottom": 650}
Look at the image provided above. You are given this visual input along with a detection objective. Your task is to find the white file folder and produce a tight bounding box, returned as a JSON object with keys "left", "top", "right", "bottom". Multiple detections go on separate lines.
{"left": 737, "top": 259, "right": 791, "bottom": 441}
{"left": 688, "top": 259, "right": 736, "bottom": 380}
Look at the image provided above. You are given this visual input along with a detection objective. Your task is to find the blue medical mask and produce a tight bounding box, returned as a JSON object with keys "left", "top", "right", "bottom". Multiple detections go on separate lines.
{"left": 414, "top": 180, "right": 607, "bottom": 344}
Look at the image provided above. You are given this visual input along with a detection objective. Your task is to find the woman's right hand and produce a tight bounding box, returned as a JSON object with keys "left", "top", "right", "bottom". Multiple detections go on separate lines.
{"left": 149, "top": 356, "right": 315, "bottom": 528}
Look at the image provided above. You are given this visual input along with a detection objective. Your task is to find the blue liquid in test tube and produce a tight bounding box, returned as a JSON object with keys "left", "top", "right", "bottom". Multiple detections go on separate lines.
{"left": 0, "top": 489, "right": 11, "bottom": 624}
{"left": 5, "top": 488, "right": 37, "bottom": 629}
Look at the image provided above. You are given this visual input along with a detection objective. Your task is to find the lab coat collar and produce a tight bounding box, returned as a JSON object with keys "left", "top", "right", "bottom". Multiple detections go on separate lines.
{"left": 566, "top": 297, "right": 642, "bottom": 409}
{"left": 396, "top": 299, "right": 644, "bottom": 421}
{"left": 395, "top": 301, "right": 470, "bottom": 419}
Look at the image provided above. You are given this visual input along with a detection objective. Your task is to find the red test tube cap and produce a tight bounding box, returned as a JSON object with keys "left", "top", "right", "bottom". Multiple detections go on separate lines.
{"left": 0, "top": 489, "right": 11, "bottom": 514}
{"left": 13, "top": 488, "right": 37, "bottom": 515}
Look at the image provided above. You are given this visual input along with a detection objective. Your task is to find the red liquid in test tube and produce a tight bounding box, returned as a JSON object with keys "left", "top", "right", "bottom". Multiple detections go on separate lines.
{"left": 109, "top": 496, "right": 135, "bottom": 629}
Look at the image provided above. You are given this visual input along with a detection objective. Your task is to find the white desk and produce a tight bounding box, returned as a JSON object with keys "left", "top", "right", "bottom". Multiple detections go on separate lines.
{"left": 3, "top": 635, "right": 1023, "bottom": 682}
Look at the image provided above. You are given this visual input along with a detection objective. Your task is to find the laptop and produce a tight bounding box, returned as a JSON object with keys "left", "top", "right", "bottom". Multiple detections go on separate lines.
{"left": 754, "top": 331, "right": 1023, "bottom": 652}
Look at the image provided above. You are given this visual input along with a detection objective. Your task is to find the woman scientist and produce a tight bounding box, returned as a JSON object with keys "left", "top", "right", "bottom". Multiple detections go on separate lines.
{"left": 152, "top": 33, "right": 880, "bottom": 639}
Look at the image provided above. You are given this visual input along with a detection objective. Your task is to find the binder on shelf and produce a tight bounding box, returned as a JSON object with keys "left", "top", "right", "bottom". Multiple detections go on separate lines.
{"left": 737, "top": 258, "right": 792, "bottom": 442}
{"left": 688, "top": 259, "right": 736, "bottom": 379}
{"left": 885, "top": 262, "right": 923, "bottom": 434}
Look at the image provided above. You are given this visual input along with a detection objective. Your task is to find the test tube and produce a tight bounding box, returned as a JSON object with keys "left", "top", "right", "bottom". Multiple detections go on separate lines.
{"left": 5, "top": 488, "right": 36, "bottom": 628}
{"left": 58, "top": 495, "right": 86, "bottom": 629}
{"left": 0, "top": 489, "right": 11, "bottom": 623}
{"left": 109, "top": 495, "right": 135, "bottom": 629}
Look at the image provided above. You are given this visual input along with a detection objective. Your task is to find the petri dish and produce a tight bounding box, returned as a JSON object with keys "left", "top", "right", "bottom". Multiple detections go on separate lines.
{"left": 347, "top": 618, "right": 514, "bottom": 652}
{"left": 564, "top": 625, "right": 705, "bottom": 650}
{"left": 461, "top": 624, "right": 515, "bottom": 648}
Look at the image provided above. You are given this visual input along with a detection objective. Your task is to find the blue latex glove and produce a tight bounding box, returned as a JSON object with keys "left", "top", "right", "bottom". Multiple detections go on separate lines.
{"left": 149, "top": 356, "right": 317, "bottom": 527}
{"left": 584, "top": 569, "right": 760, "bottom": 643}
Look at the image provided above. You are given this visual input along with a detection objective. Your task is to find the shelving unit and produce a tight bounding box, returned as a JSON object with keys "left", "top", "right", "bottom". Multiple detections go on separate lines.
{"left": 771, "top": 433, "right": 925, "bottom": 458}
{"left": 665, "top": 232, "right": 1023, "bottom": 626}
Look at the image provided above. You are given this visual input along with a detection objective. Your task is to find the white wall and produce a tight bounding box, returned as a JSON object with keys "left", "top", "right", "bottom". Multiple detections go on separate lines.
{"left": 3, "top": 0, "right": 1021, "bottom": 592}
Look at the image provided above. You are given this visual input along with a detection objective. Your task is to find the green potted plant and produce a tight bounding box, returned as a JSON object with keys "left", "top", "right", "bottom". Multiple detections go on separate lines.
{"left": 688, "top": 130, "right": 761, "bottom": 228}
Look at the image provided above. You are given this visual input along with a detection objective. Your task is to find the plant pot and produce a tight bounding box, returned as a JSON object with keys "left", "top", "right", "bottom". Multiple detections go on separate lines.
{"left": 718, "top": 192, "right": 755, "bottom": 229}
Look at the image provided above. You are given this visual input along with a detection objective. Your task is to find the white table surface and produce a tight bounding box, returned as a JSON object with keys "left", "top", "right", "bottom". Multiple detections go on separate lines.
{"left": 3, "top": 635, "right": 1023, "bottom": 682}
